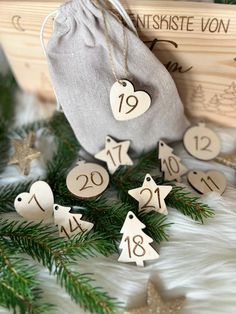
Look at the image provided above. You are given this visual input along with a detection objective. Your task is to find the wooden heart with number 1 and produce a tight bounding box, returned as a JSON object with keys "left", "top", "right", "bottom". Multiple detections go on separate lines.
{"left": 110, "top": 80, "right": 151, "bottom": 121}
{"left": 187, "top": 170, "right": 226, "bottom": 195}
{"left": 14, "top": 181, "right": 54, "bottom": 220}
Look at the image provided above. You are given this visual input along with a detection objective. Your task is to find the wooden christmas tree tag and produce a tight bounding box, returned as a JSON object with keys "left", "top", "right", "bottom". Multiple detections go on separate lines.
{"left": 128, "top": 174, "right": 172, "bottom": 215}
{"left": 66, "top": 160, "right": 109, "bottom": 199}
{"left": 95, "top": 136, "right": 133, "bottom": 174}
{"left": 118, "top": 211, "right": 159, "bottom": 267}
{"left": 110, "top": 80, "right": 151, "bottom": 121}
{"left": 158, "top": 140, "right": 188, "bottom": 182}
{"left": 14, "top": 181, "right": 54, "bottom": 220}
{"left": 53, "top": 204, "right": 94, "bottom": 238}
{"left": 187, "top": 170, "right": 226, "bottom": 195}
{"left": 183, "top": 123, "right": 221, "bottom": 160}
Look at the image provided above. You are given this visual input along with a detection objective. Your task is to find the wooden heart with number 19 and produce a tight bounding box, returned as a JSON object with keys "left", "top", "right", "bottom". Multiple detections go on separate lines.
{"left": 187, "top": 170, "right": 226, "bottom": 195}
{"left": 110, "top": 80, "right": 151, "bottom": 121}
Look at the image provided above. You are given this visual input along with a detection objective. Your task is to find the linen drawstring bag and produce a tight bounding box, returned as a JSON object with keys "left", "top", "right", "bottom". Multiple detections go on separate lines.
{"left": 41, "top": 0, "right": 189, "bottom": 156}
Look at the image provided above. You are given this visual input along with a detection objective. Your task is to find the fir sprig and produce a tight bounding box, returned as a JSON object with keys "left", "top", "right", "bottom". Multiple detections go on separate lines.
{"left": 0, "top": 181, "right": 34, "bottom": 213}
{"left": 0, "top": 238, "right": 51, "bottom": 314}
{"left": 0, "top": 72, "right": 215, "bottom": 314}
{"left": 0, "top": 219, "right": 119, "bottom": 314}
{"left": 166, "top": 185, "right": 214, "bottom": 222}
{"left": 111, "top": 164, "right": 214, "bottom": 222}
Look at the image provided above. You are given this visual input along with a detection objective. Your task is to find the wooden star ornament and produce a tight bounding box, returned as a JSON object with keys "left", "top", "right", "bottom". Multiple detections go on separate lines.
{"left": 128, "top": 174, "right": 172, "bottom": 215}
{"left": 125, "top": 280, "right": 185, "bottom": 314}
{"left": 95, "top": 136, "right": 133, "bottom": 174}
{"left": 8, "top": 132, "right": 41, "bottom": 176}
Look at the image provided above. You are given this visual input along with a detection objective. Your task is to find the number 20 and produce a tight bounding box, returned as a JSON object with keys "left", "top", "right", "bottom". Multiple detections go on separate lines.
{"left": 76, "top": 171, "right": 103, "bottom": 191}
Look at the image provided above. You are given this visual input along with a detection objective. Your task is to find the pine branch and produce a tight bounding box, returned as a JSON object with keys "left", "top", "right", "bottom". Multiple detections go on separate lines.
{"left": 0, "top": 219, "right": 119, "bottom": 314}
{"left": 0, "top": 72, "right": 16, "bottom": 124}
{"left": 0, "top": 238, "right": 51, "bottom": 314}
{"left": 111, "top": 160, "right": 214, "bottom": 222}
{"left": 166, "top": 185, "right": 214, "bottom": 222}
{"left": 0, "top": 119, "right": 11, "bottom": 174}
{"left": 10, "top": 120, "right": 49, "bottom": 139}
{"left": 53, "top": 184, "right": 170, "bottom": 244}
{"left": 46, "top": 112, "right": 81, "bottom": 191}
{"left": 0, "top": 181, "right": 34, "bottom": 213}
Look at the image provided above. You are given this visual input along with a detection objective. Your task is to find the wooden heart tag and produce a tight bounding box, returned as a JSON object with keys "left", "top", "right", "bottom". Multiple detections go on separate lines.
{"left": 14, "top": 181, "right": 54, "bottom": 220}
{"left": 110, "top": 80, "right": 151, "bottom": 121}
{"left": 187, "top": 170, "right": 226, "bottom": 195}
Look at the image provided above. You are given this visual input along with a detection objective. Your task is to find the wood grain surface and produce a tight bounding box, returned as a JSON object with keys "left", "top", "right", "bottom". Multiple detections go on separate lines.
{"left": 0, "top": 1, "right": 235, "bottom": 126}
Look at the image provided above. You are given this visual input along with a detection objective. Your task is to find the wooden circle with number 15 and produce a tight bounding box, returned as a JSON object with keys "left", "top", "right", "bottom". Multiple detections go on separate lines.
{"left": 183, "top": 123, "right": 221, "bottom": 161}
{"left": 66, "top": 161, "right": 110, "bottom": 199}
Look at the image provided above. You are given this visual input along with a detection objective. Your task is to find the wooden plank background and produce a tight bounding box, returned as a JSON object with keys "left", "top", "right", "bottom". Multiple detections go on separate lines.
{"left": 0, "top": 1, "right": 235, "bottom": 126}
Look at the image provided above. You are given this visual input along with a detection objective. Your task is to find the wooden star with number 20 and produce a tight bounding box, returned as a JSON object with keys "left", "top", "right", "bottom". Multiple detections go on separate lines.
{"left": 95, "top": 136, "right": 133, "bottom": 174}
{"left": 125, "top": 280, "right": 185, "bottom": 314}
{"left": 128, "top": 174, "right": 172, "bottom": 215}
{"left": 8, "top": 133, "right": 41, "bottom": 176}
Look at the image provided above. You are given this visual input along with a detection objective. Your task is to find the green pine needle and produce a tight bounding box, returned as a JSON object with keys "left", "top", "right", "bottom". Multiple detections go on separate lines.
{"left": 0, "top": 73, "right": 215, "bottom": 314}
{"left": 0, "top": 219, "right": 119, "bottom": 314}
{"left": 0, "top": 238, "right": 51, "bottom": 314}
{"left": 0, "top": 181, "right": 35, "bottom": 213}
{"left": 166, "top": 185, "right": 214, "bottom": 222}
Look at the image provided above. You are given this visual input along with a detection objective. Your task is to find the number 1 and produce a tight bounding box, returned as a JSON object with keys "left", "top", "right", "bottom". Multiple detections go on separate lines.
{"left": 28, "top": 194, "right": 45, "bottom": 212}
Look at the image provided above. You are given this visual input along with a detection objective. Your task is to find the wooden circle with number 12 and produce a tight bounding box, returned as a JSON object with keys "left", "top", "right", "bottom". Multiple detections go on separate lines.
{"left": 66, "top": 161, "right": 109, "bottom": 199}
{"left": 183, "top": 123, "right": 221, "bottom": 160}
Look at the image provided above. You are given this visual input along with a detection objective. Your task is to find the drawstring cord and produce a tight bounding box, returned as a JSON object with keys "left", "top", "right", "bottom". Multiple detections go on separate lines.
{"left": 39, "top": 0, "right": 137, "bottom": 111}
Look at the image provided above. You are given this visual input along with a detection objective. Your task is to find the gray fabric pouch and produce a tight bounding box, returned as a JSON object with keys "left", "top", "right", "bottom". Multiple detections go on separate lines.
{"left": 46, "top": 0, "right": 189, "bottom": 156}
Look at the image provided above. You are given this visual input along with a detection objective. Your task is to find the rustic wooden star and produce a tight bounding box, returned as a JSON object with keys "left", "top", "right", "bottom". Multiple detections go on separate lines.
{"left": 215, "top": 153, "right": 236, "bottom": 170}
{"left": 95, "top": 136, "right": 133, "bottom": 174}
{"left": 128, "top": 174, "right": 172, "bottom": 215}
{"left": 8, "top": 132, "right": 41, "bottom": 175}
{"left": 125, "top": 280, "right": 185, "bottom": 314}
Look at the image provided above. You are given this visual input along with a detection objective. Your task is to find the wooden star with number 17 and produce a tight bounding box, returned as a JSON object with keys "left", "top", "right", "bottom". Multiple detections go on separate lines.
{"left": 8, "top": 133, "right": 41, "bottom": 176}
{"left": 128, "top": 174, "right": 172, "bottom": 215}
{"left": 95, "top": 136, "right": 133, "bottom": 174}
{"left": 125, "top": 280, "right": 185, "bottom": 314}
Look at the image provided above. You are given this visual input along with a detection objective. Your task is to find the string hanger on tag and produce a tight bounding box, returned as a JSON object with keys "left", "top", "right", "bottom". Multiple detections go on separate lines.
{"left": 40, "top": 0, "right": 137, "bottom": 110}
{"left": 101, "top": 6, "right": 129, "bottom": 86}
{"left": 40, "top": 9, "right": 62, "bottom": 111}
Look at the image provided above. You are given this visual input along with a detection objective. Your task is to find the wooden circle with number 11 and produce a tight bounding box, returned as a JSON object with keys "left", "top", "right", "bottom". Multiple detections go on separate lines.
{"left": 183, "top": 123, "right": 221, "bottom": 161}
{"left": 66, "top": 161, "right": 110, "bottom": 199}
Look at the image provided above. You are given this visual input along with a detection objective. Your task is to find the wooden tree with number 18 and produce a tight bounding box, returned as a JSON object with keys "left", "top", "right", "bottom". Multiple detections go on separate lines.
{"left": 118, "top": 211, "right": 159, "bottom": 267}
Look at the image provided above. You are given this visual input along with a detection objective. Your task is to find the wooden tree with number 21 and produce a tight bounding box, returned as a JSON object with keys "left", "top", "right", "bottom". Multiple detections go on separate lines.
{"left": 118, "top": 211, "right": 159, "bottom": 267}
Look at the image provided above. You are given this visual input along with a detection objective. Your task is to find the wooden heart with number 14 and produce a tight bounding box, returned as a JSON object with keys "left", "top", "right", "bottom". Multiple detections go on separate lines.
{"left": 110, "top": 80, "right": 151, "bottom": 121}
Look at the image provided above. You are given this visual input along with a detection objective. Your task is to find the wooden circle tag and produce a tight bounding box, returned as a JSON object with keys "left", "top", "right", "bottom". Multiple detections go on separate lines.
{"left": 66, "top": 161, "right": 109, "bottom": 199}
{"left": 183, "top": 123, "right": 221, "bottom": 160}
{"left": 187, "top": 170, "right": 226, "bottom": 195}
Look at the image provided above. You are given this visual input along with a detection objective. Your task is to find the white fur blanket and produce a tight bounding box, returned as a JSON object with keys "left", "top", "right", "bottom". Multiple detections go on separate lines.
{"left": 0, "top": 88, "right": 235, "bottom": 314}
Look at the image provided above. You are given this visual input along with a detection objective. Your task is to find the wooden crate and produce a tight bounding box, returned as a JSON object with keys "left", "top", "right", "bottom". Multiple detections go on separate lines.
{"left": 0, "top": 1, "right": 235, "bottom": 126}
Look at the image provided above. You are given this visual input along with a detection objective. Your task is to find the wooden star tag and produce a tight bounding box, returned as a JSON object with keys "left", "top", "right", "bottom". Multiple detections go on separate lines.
{"left": 95, "top": 136, "right": 133, "bottom": 174}
{"left": 125, "top": 280, "right": 185, "bottom": 314}
{"left": 128, "top": 174, "right": 172, "bottom": 215}
{"left": 8, "top": 132, "right": 41, "bottom": 176}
